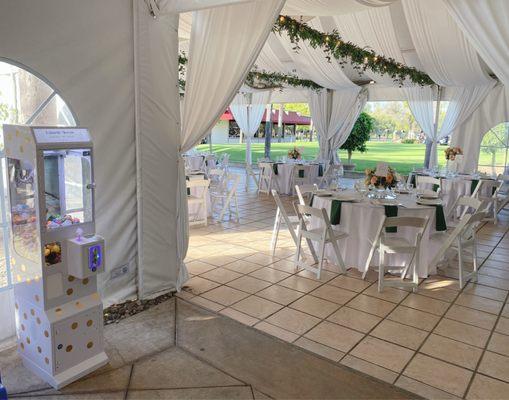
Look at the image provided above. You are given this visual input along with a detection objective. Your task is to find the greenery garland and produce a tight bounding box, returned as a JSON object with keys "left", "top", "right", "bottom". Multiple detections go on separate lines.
{"left": 179, "top": 53, "right": 321, "bottom": 91}
{"left": 274, "top": 15, "right": 434, "bottom": 87}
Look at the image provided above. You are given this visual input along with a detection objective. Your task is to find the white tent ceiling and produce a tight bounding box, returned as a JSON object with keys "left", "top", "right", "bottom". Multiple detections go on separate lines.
{"left": 178, "top": 0, "right": 497, "bottom": 97}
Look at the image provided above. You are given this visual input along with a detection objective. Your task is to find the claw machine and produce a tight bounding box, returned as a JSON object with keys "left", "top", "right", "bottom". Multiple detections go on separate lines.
{"left": 3, "top": 125, "right": 107, "bottom": 389}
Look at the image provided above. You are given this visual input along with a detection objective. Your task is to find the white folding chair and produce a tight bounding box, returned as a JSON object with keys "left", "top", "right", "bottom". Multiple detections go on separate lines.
{"left": 319, "top": 164, "right": 343, "bottom": 188}
{"left": 294, "top": 204, "right": 348, "bottom": 279}
{"left": 291, "top": 165, "right": 312, "bottom": 194}
{"left": 497, "top": 174, "right": 509, "bottom": 213}
{"left": 208, "top": 168, "right": 226, "bottom": 193}
{"left": 201, "top": 154, "right": 216, "bottom": 174}
{"left": 258, "top": 162, "right": 278, "bottom": 195}
{"left": 430, "top": 211, "right": 486, "bottom": 289}
{"left": 371, "top": 216, "right": 429, "bottom": 293}
{"left": 416, "top": 175, "right": 442, "bottom": 196}
{"left": 186, "top": 178, "right": 210, "bottom": 226}
{"left": 210, "top": 173, "right": 240, "bottom": 221}
{"left": 471, "top": 179, "right": 503, "bottom": 224}
{"left": 218, "top": 153, "right": 230, "bottom": 171}
{"left": 295, "top": 184, "right": 318, "bottom": 206}
{"left": 444, "top": 196, "right": 483, "bottom": 231}
{"left": 270, "top": 190, "right": 318, "bottom": 260}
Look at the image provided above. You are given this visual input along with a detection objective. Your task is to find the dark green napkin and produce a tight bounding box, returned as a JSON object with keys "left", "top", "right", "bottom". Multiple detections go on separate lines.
{"left": 330, "top": 200, "right": 343, "bottom": 225}
{"left": 410, "top": 174, "right": 416, "bottom": 187}
{"left": 186, "top": 176, "right": 190, "bottom": 195}
{"left": 310, "top": 195, "right": 314, "bottom": 207}
{"left": 432, "top": 204, "right": 447, "bottom": 231}
{"left": 298, "top": 169, "right": 305, "bottom": 178}
{"left": 384, "top": 205, "right": 398, "bottom": 233}
{"left": 432, "top": 184, "right": 440, "bottom": 192}
{"left": 470, "top": 179, "right": 479, "bottom": 194}
{"left": 272, "top": 163, "right": 279, "bottom": 175}
{"left": 318, "top": 164, "right": 324, "bottom": 177}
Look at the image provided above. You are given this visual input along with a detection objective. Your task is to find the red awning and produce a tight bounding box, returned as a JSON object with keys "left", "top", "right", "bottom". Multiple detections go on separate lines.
{"left": 219, "top": 108, "right": 311, "bottom": 125}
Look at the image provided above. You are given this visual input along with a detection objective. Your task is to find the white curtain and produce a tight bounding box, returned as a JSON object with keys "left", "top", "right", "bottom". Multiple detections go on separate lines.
{"left": 230, "top": 90, "right": 271, "bottom": 164}
{"left": 402, "top": 0, "right": 495, "bottom": 168}
{"left": 177, "top": 0, "right": 284, "bottom": 288}
{"left": 309, "top": 87, "right": 366, "bottom": 163}
{"left": 444, "top": 0, "right": 509, "bottom": 88}
{"left": 276, "top": 18, "right": 357, "bottom": 90}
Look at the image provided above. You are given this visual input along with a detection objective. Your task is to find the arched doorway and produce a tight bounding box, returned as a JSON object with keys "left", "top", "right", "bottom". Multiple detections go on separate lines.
{"left": 478, "top": 122, "right": 509, "bottom": 176}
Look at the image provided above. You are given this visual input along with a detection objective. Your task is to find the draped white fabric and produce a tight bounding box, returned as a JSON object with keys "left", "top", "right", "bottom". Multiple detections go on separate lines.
{"left": 277, "top": 19, "right": 357, "bottom": 90}
{"left": 230, "top": 90, "right": 271, "bottom": 164}
{"left": 177, "top": 0, "right": 284, "bottom": 288}
{"left": 401, "top": 0, "right": 495, "bottom": 167}
{"left": 444, "top": 0, "right": 509, "bottom": 89}
{"left": 403, "top": 86, "right": 436, "bottom": 140}
{"left": 282, "top": 0, "right": 397, "bottom": 16}
{"left": 309, "top": 87, "right": 364, "bottom": 162}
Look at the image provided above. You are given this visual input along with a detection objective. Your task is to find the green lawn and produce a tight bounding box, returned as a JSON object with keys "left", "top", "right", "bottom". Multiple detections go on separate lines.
{"left": 196, "top": 141, "right": 497, "bottom": 175}
{"left": 196, "top": 141, "right": 437, "bottom": 174}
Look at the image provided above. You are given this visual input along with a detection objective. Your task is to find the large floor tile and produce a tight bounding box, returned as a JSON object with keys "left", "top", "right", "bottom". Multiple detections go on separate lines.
{"left": 223, "top": 259, "right": 264, "bottom": 274}
{"left": 370, "top": 320, "right": 428, "bottom": 350}
{"left": 327, "top": 275, "right": 372, "bottom": 293}
{"left": 387, "top": 305, "right": 440, "bottom": 331}
{"left": 350, "top": 336, "right": 414, "bottom": 373}
{"left": 341, "top": 355, "right": 398, "bottom": 384}
{"left": 265, "top": 307, "right": 320, "bottom": 335}
{"left": 347, "top": 294, "right": 396, "bottom": 317}
{"left": 183, "top": 276, "right": 220, "bottom": 295}
{"left": 310, "top": 284, "right": 357, "bottom": 305}
{"left": 454, "top": 293, "right": 504, "bottom": 315}
{"left": 255, "top": 284, "right": 304, "bottom": 305}
{"left": 327, "top": 306, "right": 382, "bottom": 333}
{"left": 304, "top": 321, "right": 364, "bottom": 353}
{"left": 127, "top": 386, "right": 254, "bottom": 399}
{"left": 200, "top": 267, "right": 243, "bottom": 284}
{"left": 220, "top": 307, "right": 259, "bottom": 326}
{"left": 201, "top": 286, "right": 250, "bottom": 306}
{"left": 289, "top": 295, "right": 340, "bottom": 318}
{"left": 496, "top": 317, "right": 509, "bottom": 335}
{"left": 478, "top": 351, "right": 509, "bottom": 383}
{"left": 420, "top": 334, "right": 483, "bottom": 370}
{"left": 433, "top": 318, "right": 491, "bottom": 348}
{"left": 396, "top": 375, "right": 462, "bottom": 400}
{"left": 186, "top": 260, "right": 217, "bottom": 275}
{"left": 362, "top": 285, "right": 408, "bottom": 304}
{"left": 227, "top": 275, "right": 272, "bottom": 294}
{"left": 401, "top": 293, "right": 449, "bottom": 316}
{"left": 466, "top": 373, "right": 509, "bottom": 400}
{"left": 488, "top": 332, "right": 509, "bottom": 357}
{"left": 278, "top": 275, "right": 323, "bottom": 293}
{"left": 403, "top": 353, "right": 473, "bottom": 397}
{"left": 294, "top": 337, "right": 344, "bottom": 362}
{"left": 231, "top": 295, "right": 283, "bottom": 319}
{"left": 445, "top": 304, "right": 498, "bottom": 330}
{"left": 248, "top": 267, "right": 291, "bottom": 283}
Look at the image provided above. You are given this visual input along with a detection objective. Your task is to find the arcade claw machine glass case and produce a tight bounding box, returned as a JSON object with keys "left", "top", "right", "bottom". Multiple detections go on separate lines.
{"left": 4, "top": 125, "right": 107, "bottom": 389}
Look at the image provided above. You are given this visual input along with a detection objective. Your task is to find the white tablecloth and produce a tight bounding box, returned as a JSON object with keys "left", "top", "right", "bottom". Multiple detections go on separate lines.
{"left": 187, "top": 175, "right": 211, "bottom": 221}
{"left": 271, "top": 163, "right": 323, "bottom": 195}
{"left": 414, "top": 174, "right": 492, "bottom": 215}
{"left": 310, "top": 191, "right": 440, "bottom": 278}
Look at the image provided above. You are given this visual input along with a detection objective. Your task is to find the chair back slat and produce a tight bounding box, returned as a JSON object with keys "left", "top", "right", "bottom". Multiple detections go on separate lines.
{"left": 382, "top": 216, "right": 428, "bottom": 229}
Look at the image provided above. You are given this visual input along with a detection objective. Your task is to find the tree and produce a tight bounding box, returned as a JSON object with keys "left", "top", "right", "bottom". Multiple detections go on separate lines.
{"left": 341, "top": 112, "right": 374, "bottom": 164}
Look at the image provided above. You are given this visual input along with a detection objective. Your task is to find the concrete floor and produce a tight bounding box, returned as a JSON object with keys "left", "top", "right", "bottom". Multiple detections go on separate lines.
{"left": 0, "top": 297, "right": 416, "bottom": 399}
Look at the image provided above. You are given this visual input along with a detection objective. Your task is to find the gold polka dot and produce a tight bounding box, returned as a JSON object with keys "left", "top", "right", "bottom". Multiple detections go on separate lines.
{"left": 86, "top": 341, "right": 93, "bottom": 349}
{"left": 30, "top": 309, "right": 35, "bottom": 316}
{"left": 68, "top": 276, "right": 75, "bottom": 282}
{"left": 16, "top": 275, "right": 22, "bottom": 282}
{"left": 15, "top": 130, "right": 20, "bottom": 137}
{"left": 23, "top": 313, "right": 27, "bottom": 320}
{"left": 36, "top": 317, "right": 41, "bottom": 324}
{"left": 71, "top": 322, "right": 78, "bottom": 330}
{"left": 83, "top": 278, "right": 89, "bottom": 285}
{"left": 20, "top": 342, "right": 24, "bottom": 350}
{"left": 55, "top": 308, "right": 62, "bottom": 315}
{"left": 45, "top": 357, "right": 49, "bottom": 365}
{"left": 86, "top": 319, "right": 93, "bottom": 327}
{"left": 15, "top": 303, "right": 18, "bottom": 310}
{"left": 21, "top": 264, "right": 26, "bottom": 272}
{"left": 26, "top": 337, "right": 30, "bottom": 344}
{"left": 65, "top": 345, "right": 72, "bottom": 352}
{"left": 44, "top": 330, "right": 49, "bottom": 337}
{"left": 66, "top": 288, "right": 73, "bottom": 296}
{"left": 34, "top": 295, "right": 40, "bottom": 302}
{"left": 21, "top": 323, "right": 25, "bottom": 331}
{"left": 37, "top": 346, "right": 42, "bottom": 353}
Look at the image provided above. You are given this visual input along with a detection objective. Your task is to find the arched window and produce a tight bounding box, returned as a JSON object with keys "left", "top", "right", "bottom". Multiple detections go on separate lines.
{"left": 0, "top": 60, "right": 76, "bottom": 290}
{"left": 478, "top": 122, "right": 509, "bottom": 176}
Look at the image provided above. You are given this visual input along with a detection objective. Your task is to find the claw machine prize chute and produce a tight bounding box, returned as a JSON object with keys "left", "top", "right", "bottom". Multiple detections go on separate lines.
{"left": 3, "top": 125, "right": 107, "bottom": 389}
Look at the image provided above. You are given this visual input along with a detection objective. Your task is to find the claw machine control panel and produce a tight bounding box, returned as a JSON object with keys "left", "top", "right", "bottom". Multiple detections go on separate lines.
{"left": 3, "top": 125, "right": 107, "bottom": 389}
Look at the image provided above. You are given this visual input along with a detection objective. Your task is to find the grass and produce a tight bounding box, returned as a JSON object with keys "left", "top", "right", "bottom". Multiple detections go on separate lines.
{"left": 196, "top": 141, "right": 438, "bottom": 174}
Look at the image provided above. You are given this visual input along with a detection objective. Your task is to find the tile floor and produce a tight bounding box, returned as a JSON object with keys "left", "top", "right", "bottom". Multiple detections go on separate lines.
{"left": 181, "top": 168, "right": 509, "bottom": 399}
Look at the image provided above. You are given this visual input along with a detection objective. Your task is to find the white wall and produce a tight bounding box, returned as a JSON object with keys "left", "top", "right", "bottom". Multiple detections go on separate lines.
{"left": 211, "top": 120, "right": 230, "bottom": 144}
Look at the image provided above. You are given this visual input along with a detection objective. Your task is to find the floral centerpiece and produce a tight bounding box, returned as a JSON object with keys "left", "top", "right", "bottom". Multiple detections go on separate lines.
{"left": 287, "top": 146, "right": 302, "bottom": 160}
{"left": 364, "top": 166, "right": 398, "bottom": 189}
{"left": 444, "top": 146, "right": 462, "bottom": 161}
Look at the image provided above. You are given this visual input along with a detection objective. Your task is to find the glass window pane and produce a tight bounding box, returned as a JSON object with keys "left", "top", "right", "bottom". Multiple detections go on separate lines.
{"left": 478, "top": 122, "right": 509, "bottom": 175}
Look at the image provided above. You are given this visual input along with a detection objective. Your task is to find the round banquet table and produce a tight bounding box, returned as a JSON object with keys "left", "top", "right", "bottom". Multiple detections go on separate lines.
{"left": 413, "top": 174, "right": 493, "bottom": 215}
{"left": 309, "top": 191, "right": 443, "bottom": 278}
{"left": 271, "top": 162, "right": 324, "bottom": 195}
